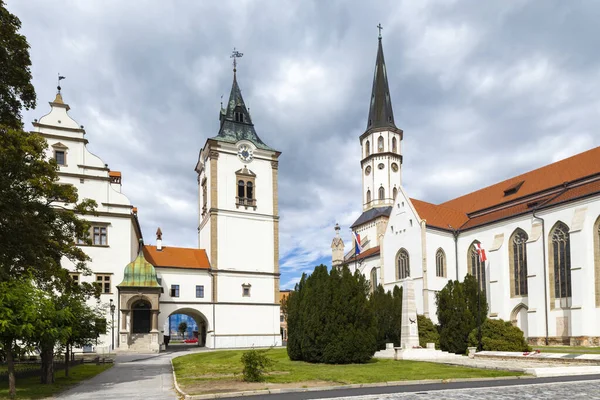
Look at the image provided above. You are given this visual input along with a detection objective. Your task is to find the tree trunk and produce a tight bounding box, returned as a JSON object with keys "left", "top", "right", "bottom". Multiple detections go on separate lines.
{"left": 65, "top": 342, "right": 70, "bottom": 377}
{"left": 40, "top": 344, "right": 54, "bottom": 384}
{"left": 5, "top": 339, "right": 16, "bottom": 399}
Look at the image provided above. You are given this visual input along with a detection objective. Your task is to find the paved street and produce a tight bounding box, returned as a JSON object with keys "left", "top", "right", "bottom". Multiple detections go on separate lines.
{"left": 331, "top": 379, "right": 600, "bottom": 399}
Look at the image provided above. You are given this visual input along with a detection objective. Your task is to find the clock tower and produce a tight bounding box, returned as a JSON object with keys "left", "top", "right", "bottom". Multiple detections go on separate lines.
{"left": 195, "top": 61, "right": 281, "bottom": 347}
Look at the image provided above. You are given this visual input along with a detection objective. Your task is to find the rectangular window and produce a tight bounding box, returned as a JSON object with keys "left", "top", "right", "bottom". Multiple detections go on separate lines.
{"left": 93, "top": 226, "right": 108, "bottom": 246}
{"left": 95, "top": 274, "right": 111, "bottom": 294}
{"left": 70, "top": 273, "right": 80, "bottom": 285}
{"left": 171, "top": 284, "right": 180, "bottom": 298}
{"left": 242, "top": 284, "right": 251, "bottom": 297}
{"left": 280, "top": 314, "right": 284, "bottom": 323}
{"left": 55, "top": 150, "right": 65, "bottom": 165}
{"left": 196, "top": 285, "right": 204, "bottom": 298}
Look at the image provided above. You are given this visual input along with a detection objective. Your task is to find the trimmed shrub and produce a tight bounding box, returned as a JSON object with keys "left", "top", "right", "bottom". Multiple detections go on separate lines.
{"left": 285, "top": 265, "right": 377, "bottom": 364}
{"left": 417, "top": 315, "right": 440, "bottom": 349}
{"left": 241, "top": 349, "right": 273, "bottom": 382}
{"left": 436, "top": 275, "right": 488, "bottom": 354}
{"left": 371, "top": 285, "right": 402, "bottom": 350}
{"left": 468, "top": 319, "right": 531, "bottom": 352}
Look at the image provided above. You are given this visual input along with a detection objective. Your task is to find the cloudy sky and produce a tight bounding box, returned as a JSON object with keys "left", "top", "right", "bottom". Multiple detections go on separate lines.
{"left": 9, "top": 0, "right": 600, "bottom": 289}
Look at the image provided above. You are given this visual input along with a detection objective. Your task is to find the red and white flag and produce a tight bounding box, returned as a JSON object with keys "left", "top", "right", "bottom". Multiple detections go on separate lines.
{"left": 475, "top": 243, "right": 487, "bottom": 263}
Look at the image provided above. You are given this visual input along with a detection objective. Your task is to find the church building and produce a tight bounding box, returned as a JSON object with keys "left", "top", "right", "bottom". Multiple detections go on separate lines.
{"left": 33, "top": 62, "right": 282, "bottom": 352}
{"left": 332, "top": 33, "right": 600, "bottom": 346}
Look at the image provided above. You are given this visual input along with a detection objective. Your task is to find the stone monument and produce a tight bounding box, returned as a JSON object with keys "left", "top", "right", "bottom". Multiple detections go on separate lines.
{"left": 400, "top": 277, "right": 420, "bottom": 349}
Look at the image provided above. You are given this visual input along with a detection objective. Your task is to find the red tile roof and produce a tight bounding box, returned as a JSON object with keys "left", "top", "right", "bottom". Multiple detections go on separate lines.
{"left": 353, "top": 246, "right": 380, "bottom": 261}
{"left": 412, "top": 147, "right": 600, "bottom": 232}
{"left": 143, "top": 245, "right": 210, "bottom": 270}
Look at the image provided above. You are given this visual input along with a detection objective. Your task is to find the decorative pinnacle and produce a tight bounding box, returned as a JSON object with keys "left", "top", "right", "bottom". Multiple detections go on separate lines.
{"left": 377, "top": 23, "right": 383, "bottom": 39}
{"left": 230, "top": 47, "right": 244, "bottom": 73}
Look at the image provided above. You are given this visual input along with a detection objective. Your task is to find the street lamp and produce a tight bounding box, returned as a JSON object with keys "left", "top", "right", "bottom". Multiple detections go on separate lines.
{"left": 109, "top": 299, "right": 116, "bottom": 351}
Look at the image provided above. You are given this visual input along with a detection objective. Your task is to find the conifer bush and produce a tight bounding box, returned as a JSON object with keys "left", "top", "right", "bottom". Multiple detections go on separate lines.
{"left": 468, "top": 319, "right": 531, "bottom": 352}
{"left": 417, "top": 315, "right": 440, "bottom": 349}
{"left": 285, "top": 265, "right": 377, "bottom": 364}
{"left": 436, "top": 275, "right": 488, "bottom": 354}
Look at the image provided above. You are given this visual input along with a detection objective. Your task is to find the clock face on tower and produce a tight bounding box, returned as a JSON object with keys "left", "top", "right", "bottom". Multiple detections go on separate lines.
{"left": 237, "top": 143, "right": 254, "bottom": 163}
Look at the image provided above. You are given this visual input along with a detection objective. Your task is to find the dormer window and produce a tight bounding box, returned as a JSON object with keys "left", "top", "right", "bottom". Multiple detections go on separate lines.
{"left": 234, "top": 111, "right": 244, "bottom": 123}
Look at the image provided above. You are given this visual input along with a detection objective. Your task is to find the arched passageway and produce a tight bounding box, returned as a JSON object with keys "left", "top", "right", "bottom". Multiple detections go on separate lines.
{"left": 164, "top": 308, "right": 209, "bottom": 347}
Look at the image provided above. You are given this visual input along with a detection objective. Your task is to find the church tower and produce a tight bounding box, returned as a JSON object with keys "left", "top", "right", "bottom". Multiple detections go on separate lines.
{"left": 195, "top": 56, "right": 282, "bottom": 347}
{"left": 350, "top": 32, "right": 402, "bottom": 250}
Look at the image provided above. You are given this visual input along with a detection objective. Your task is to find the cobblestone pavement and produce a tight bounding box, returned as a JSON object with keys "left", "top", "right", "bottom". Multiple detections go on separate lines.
{"left": 332, "top": 379, "right": 600, "bottom": 400}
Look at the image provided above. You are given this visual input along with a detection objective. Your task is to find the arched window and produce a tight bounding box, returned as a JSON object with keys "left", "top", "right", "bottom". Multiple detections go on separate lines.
{"left": 378, "top": 187, "right": 385, "bottom": 200}
{"left": 468, "top": 241, "right": 486, "bottom": 293}
{"left": 377, "top": 136, "right": 384, "bottom": 152}
{"left": 550, "top": 222, "right": 571, "bottom": 299}
{"left": 595, "top": 217, "right": 600, "bottom": 307}
{"left": 365, "top": 140, "right": 370, "bottom": 157}
{"left": 436, "top": 248, "right": 446, "bottom": 277}
{"left": 246, "top": 181, "right": 253, "bottom": 200}
{"left": 366, "top": 190, "right": 371, "bottom": 203}
{"left": 510, "top": 229, "right": 528, "bottom": 297}
{"left": 396, "top": 249, "right": 410, "bottom": 280}
{"left": 370, "top": 268, "right": 378, "bottom": 292}
{"left": 392, "top": 187, "right": 397, "bottom": 200}
{"left": 392, "top": 137, "right": 397, "bottom": 153}
{"left": 237, "top": 180, "right": 245, "bottom": 198}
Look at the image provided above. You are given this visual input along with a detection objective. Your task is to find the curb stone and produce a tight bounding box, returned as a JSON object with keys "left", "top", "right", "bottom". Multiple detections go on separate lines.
{"left": 172, "top": 374, "right": 530, "bottom": 400}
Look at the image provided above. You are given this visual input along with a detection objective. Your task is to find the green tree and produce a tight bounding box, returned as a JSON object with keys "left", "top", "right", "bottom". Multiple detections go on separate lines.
{"left": 391, "top": 286, "right": 403, "bottom": 346}
{"left": 0, "top": 0, "right": 36, "bottom": 129}
{"left": 436, "top": 276, "right": 488, "bottom": 354}
{"left": 371, "top": 285, "right": 402, "bottom": 349}
{"left": 0, "top": 278, "right": 39, "bottom": 398}
{"left": 468, "top": 319, "right": 531, "bottom": 352}
{"left": 417, "top": 314, "right": 440, "bottom": 349}
{"left": 178, "top": 322, "right": 188, "bottom": 339}
{"left": 0, "top": 128, "right": 96, "bottom": 286}
{"left": 285, "top": 265, "right": 377, "bottom": 364}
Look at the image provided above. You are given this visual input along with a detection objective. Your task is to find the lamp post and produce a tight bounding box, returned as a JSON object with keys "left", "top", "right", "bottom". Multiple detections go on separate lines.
{"left": 109, "top": 299, "right": 116, "bottom": 351}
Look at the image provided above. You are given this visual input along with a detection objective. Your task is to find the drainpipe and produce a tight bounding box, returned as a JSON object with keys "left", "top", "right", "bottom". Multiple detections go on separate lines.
{"left": 208, "top": 268, "right": 216, "bottom": 349}
{"left": 532, "top": 182, "right": 570, "bottom": 346}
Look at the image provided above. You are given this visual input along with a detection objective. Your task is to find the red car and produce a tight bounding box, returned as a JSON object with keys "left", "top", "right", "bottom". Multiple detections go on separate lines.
{"left": 183, "top": 338, "right": 198, "bottom": 344}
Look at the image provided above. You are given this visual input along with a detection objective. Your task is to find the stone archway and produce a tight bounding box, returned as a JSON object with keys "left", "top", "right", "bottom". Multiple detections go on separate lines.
{"left": 510, "top": 303, "right": 529, "bottom": 338}
{"left": 164, "top": 308, "right": 209, "bottom": 348}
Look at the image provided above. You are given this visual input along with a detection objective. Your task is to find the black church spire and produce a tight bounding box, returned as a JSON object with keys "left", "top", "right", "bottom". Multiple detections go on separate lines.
{"left": 366, "top": 35, "right": 397, "bottom": 132}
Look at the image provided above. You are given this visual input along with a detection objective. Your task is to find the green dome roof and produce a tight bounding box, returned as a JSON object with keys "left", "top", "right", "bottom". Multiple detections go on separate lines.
{"left": 118, "top": 245, "right": 161, "bottom": 288}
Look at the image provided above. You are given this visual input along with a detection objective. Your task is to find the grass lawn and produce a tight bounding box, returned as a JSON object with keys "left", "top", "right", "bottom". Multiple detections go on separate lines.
{"left": 173, "top": 348, "right": 521, "bottom": 395}
{"left": 0, "top": 364, "right": 112, "bottom": 400}
{"left": 533, "top": 346, "right": 600, "bottom": 354}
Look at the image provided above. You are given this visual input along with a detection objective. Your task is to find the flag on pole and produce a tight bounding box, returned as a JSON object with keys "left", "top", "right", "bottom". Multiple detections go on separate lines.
{"left": 475, "top": 243, "right": 487, "bottom": 263}
{"left": 353, "top": 231, "right": 363, "bottom": 255}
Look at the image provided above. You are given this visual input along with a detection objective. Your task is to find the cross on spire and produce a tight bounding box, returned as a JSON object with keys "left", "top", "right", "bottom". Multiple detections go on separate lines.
{"left": 377, "top": 23, "right": 383, "bottom": 39}
{"left": 230, "top": 48, "right": 244, "bottom": 73}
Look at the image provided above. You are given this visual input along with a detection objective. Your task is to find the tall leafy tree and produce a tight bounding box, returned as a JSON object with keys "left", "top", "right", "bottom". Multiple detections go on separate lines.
{"left": 0, "top": 0, "right": 36, "bottom": 130}
{"left": 0, "top": 128, "right": 96, "bottom": 287}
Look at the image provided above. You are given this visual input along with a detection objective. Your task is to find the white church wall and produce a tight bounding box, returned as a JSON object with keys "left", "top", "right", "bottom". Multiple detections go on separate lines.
{"left": 382, "top": 191, "right": 424, "bottom": 312}
{"left": 217, "top": 272, "right": 276, "bottom": 304}
{"left": 213, "top": 304, "right": 281, "bottom": 348}
{"left": 156, "top": 268, "right": 212, "bottom": 303}
{"left": 424, "top": 230, "right": 457, "bottom": 322}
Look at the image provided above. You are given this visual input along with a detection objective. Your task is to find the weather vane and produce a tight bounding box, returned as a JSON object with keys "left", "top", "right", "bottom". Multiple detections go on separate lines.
{"left": 231, "top": 48, "right": 244, "bottom": 72}
{"left": 57, "top": 73, "right": 66, "bottom": 93}
{"left": 377, "top": 23, "right": 383, "bottom": 39}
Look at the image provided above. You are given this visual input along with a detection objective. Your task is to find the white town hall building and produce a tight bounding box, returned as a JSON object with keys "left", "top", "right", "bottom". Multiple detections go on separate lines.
{"left": 32, "top": 64, "right": 282, "bottom": 352}
{"left": 332, "top": 35, "right": 600, "bottom": 346}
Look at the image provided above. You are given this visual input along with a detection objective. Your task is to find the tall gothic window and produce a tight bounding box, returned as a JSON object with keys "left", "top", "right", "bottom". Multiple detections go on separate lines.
{"left": 551, "top": 222, "right": 572, "bottom": 299}
{"left": 370, "top": 268, "right": 378, "bottom": 292}
{"left": 510, "top": 229, "right": 528, "bottom": 297}
{"left": 468, "top": 241, "right": 486, "bottom": 293}
{"left": 436, "top": 248, "right": 446, "bottom": 277}
{"left": 366, "top": 190, "right": 371, "bottom": 203}
{"left": 392, "top": 187, "right": 397, "bottom": 200}
{"left": 392, "top": 137, "right": 397, "bottom": 153}
{"left": 365, "top": 140, "right": 370, "bottom": 157}
{"left": 377, "top": 136, "right": 384, "bottom": 152}
{"left": 396, "top": 249, "right": 410, "bottom": 280}
{"left": 246, "top": 181, "right": 253, "bottom": 200}
{"left": 378, "top": 187, "right": 385, "bottom": 200}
